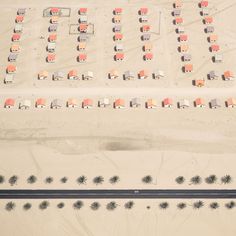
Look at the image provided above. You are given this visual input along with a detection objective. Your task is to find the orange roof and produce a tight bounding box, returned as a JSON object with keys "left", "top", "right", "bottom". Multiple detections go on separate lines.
{"left": 67, "top": 98, "right": 78, "bottom": 106}
{"left": 83, "top": 98, "right": 93, "bottom": 106}
{"left": 12, "top": 33, "right": 21, "bottom": 41}
{"left": 7, "top": 64, "right": 16, "bottom": 72}
{"left": 209, "top": 34, "right": 218, "bottom": 41}
{"left": 140, "top": 7, "right": 148, "bottom": 14}
{"left": 180, "top": 44, "right": 189, "bottom": 51}
{"left": 109, "top": 69, "right": 118, "bottom": 76}
{"left": 68, "top": 70, "right": 78, "bottom": 77}
{"left": 79, "top": 24, "right": 88, "bottom": 31}
{"left": 113, "top": 15, "right": 121, "bottom": 21}
{"left": 195, "top": 98, "right": 205, "bottom": 106}
{"left": 47, "top": 53, "right": 55, "bottom": 61}
{"left": 139, "top": 70, "right": 148, "bottom": 77}
{"left": 48, "top": 34, "right": 57, "bottom": 42}
{"left": 175, "top": 17, "right": 183, "bottom": 24}
{"left": 195, "top": 79, "right": 205, "bottom": 86}
{"left": 163, "top": 98, "right": 173, "bottom": 106}
{"left": 39, "top": 70, "right": 48, "bottom": 77}
{"left": 144, "top": 43, "right": 152, "bottom": 51}
{"left": 204, "top": 16, "right": 213, "bottom": 23}
{"left": 78, "top": 42, "right": 86, "bottom": 49}
{"left": 16, "top": 15, "right": 24, "bottom": 22}
{"left": 11, "top": 44, "right": 20, "bottom": 51}
{"left": 114, "top": 98, "right": 125, "bottom": 107}
{"left": 51, "top": 16, "right": 59, "bottom": 22}
{"left": 184, "top": 64, "right": 193, "bottom": 71}
{"left": 36, "top": 98, "right": 46, "bottom": 106}
{"left": 5, "top": 98, "right": 15, "bottom": 107}
{"left": 142, "top": 25, "right": 150, "bottom": 31}
{"left": 227, "top": 98, "right": 236, "bottom": 106}
{"left": 114, "top": 33, "right": 123, "bottom": 40}
{"left": 147, "top": 99, "right": 157, "bottom": 107}
{"left": 115, "top": 53, "right": 124, "bottom": 59}
{"left": 224, "top": 70, "right": 234, "bottom": 78}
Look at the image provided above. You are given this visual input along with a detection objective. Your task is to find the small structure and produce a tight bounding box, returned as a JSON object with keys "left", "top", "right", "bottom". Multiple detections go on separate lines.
{"left": 115, "top": 53, "right": 124, "bottom": 61}
{"left": 47, "top": 42, "right": 56, "bottom": 52}
{"left": 114, "top": 33, "right": 123, "bottom": 41}
{"left": 38, "top": 71, "right": 48, "bottom": 80}
{"left": 173, "top": 9, "right": 181, "bottom": 16}
{"left": 79, "top": 8, "right": 87, "bottom": 15}
{"left": 179, "top": 34, "right": 188, "bottom": 42}
{"left": 204, "top": 16, "right": 213, "bottom": 24}
{"left": 109, "top": 69, "right": 119, "bottom": 79}
{"left": 153, "top": 70, "right": 165, "bottom": 79}
{"left": 83, "top": 71, "right": 94, "bottom": 80}
{"left": 177, "top": 26, "right": 185, "bottom": 34}
{"left": 139, "top": 7, "right": 148, "bottom": 15}
{"left": 146, "top": 99, "right": 157, "bottom": 109}
{"left": 48, "top": 34, "right": 57, "bottom": 42}
{"left": 77, "top": 53, "right": 87, "bottom": 62}
{"left": 163, "top": 98, "right": 173, "bottom": 108}
{"left": 114, "top": 8, "right": 123, "bottom": 15}
{"left": 4, "top": 74, "right": 14, "bottom": 84}
{"left": 83, "top": 98, "right": 93, "bottom": 109}
{"left": 77, "top": 42, "right": 86, "bottom": 51}
{"left": 10, "top": 44, "right": 20, "bottom": 53}
{"left": 50, "top": 7, "right": 61, "bottom": 16}
{"left": 143, "top": 43, "right": 152, "bottom": 52}
{"left": 49, "top": 24, "right": 57, "bottom": 32}
{"left": 208, "top": 70, "right": 219, "bottom": 80}
{"left": 210, "top": 99, "right": 221, "bottom": 109}
{"left": 138, "top": 70, "right": 148, "bottom": 79}
{"left": 47, "top": 53, "right": 56, "bottom": 63}
{"left": 184, "top": 64, "right": 193, "bottom": 73}
{"left": 124, "top": 70, "right": 135, "bottom": 80}
{"left": 78, "top": 34, "right": 88, "bottom": 42}
{"left": 140, "top": 15, "right": 148, "bottom": 23}
{"left": 115, "top": 44, "right": 123, "bottom": 51}
{"left": 194, "top": 79, "right": 205, "bottom": 87}
{"left": 144, "top": 53, "right": 153, "bottom": 61}
{"left": 200, "top": 0, "right": 209, "bottom": 8}
{"left": 53, "top": 71, "right": 64, "bottom": 80}
{"left": 113, "top": 25, "right": 122, "bottom": 33}
{"left": 68, "top": 70, "right": 79, "bottom": 80}
{"left": 36, "top": 98, "right": 46, "bottom": 108}
{"left": 114, "top": 98, "right": 125, "bottom": 109}
{"left": 175, "top": 17, "right": 183, "bottom": 25}
{"left": 210, "top": 44, "right": 220, "bottom": 52}
{"left": 214, "top": 54, "right": 223, "bottom": 63}
{"left": 8, "top": 53, "right": 18, "bottom": 62}
{"left": 19, "top": 100, "right": 31, "bottom": 110}
{"left": 12, "top": 33, "right": 21, "bottom": 42}
{"left": 15, "top": 15, "right": 24, "bottom": 23}
{"left": 51, "top": 99, "right": 63, "bottom": 109}
{"left": 14, "top": 24, "right": 23, "bottom": 33}
{"left": 205, "top": 26, "right": 214, "bottom": 33}
{"left": 182, "top": 53, "right": 192, "bottom": 61}
{"left": 174, "top": 0, "right": 183, "bottom": 8}
{"left": 131, "top": 98, "right": 141, "bottom": 108}
{"left": 99, "top": 98, "right": 110, "bottom": 107}
{"left": 209, "top": 34, "right": 218, "bottom": 43}
{"left": 79, "top": 15, "right": 88, "bottom": 23}
{"left": 201, "top": 8, "right": 209, "bottom": 16}
{"left": 179, "top": 44, "right": 189, "bottom": 52}
{"left": 6, "top": 64, "right": 17, "bottom": 74}
{"left": 142, "top": 34, "right": 151, "bottom": 41}
{"left": 17, "top": 8, "right": 26, "bottom": 15}
{"left": 50, "top": 16, "right": 59, "bottom": 24}
{"left": 141, "top": 25, "right": 150, "bottom": 32}
{"left": 195, "top": 98, "right": 205, "bottom": 108}
{"left": 113, "top": 15, "right": 121, "bottom": 23}
{"left": 179, "top": 99, "right": 190, "bottom": 109}
{"left": 226, "top": 98, "right": 236, "bottom": 108}
{"left": 223, "top": 71, "right": 234, "bottom": 81}
{"left": 79, "top": 23, "right": 88, "bottom": 33}
{"left": 67, "top": 98, "right": 78, "bottom": 108}
{"left": 4, "top": 98, "right": 15, "bottom": 108}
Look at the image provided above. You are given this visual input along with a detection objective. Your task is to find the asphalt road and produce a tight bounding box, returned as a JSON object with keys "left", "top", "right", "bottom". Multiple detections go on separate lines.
{"left": 0, "top": 189, "right": 236, "bottom": 199}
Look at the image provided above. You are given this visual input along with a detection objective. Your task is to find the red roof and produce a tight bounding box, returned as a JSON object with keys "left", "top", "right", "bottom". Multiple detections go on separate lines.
{"left": 211, "top": 44, "right": 220, "bottom": 51}
{"left": 51, "top": 8, "right": 60, "bottom": 13}
{"left": 139, "top": 70, "right": 148, "bottom": 77}
{"left": 179, "top": 34, "right": 188, "bottom": 41}
{"left": 47, "top": 54, "right": 55, "bottom": 61}
{"left": 224, "top": 70, "right": 234, "bottom": 78}
{"left": 115, "top": 53, "right": 124, "bottom": 60}
{"left": 175, "top": 17, "right": 183, "bottom": 24}
{"left": 16, "top": 15, "right": 24, "bottom": 22}
{"left": 163, "top": 98, "right": 173, "bottom": 106}
{"left": 83, "top": 98, "right": 93, "bottom": 107}
{"left": 195, "top": 98, "right": 205, "bottom": 106}
{"left": 205, "top": 16, "right": 213, "bottom": 23}
{"left": 185, "top": 64, "right": 193, "bottom": 71}
{"left": 12, "top": 33, "right": 21, "bottom": 41}
{"left": 79, "top": 24, "right": 88, "bottom": 32}
{"left": 200, "top": 1, "right": 208, "bottom": 7}
{"left": 115, "top": 98, "right": 125, "bottom": 107}
{"left": 142, "top": 25, "right": 150, "bottom": 31}
{"left": 114, "top": 8, "right": 123, "bottom": 13}
{"left": 140, "top": 7, "right": 148, "bottom": 14}
{"left": 68, "top": 70, "right": 78, "bottom": 77}
{"left": 145, "top": 53, "right": 153, "bottom": 60}
{"left": 36, "top": 98, "right": 46, "bottom": 106}
{"left": 79, "top": 8, "right": 87, "bottom": 13}
{"left": 48, "top": 34, "right": 57, "bottom": 42}
{"left": 7, "top": 64, "right": 16, "bottom": 72}
{"left": 5, "top": 98, "right": 15, "bottom": 107}
{"left": 114, "top": 33, "right": 123, "bottom": 40}
{"left": 78, "top": 53, "right": 87, "bottom": 61}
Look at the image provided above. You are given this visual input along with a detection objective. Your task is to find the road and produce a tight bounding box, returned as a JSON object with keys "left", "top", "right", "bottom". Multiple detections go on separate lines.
{"left": 0, "top": 189, "right": 236, "bottom": 199}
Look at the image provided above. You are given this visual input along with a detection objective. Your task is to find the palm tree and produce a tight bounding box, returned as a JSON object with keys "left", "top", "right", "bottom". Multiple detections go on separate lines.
{"left": 106, "top": 201, "right": 117, "bottom": 210}
{"left": 159, "top": 202, "right": 169, "bottom": 209}
{"left": 175, "top": 176, "right": 185, "bottom": 184}
{"left": 109, "top": 175, "right": 120, "bottom": 184}
{"left": 6, "top": 202, "right": 15, "bottom": 211}
{"left": 39, "top": 201, "right": 49, "bottom": 210}
{"left": 60, "top": 177, "right": 68, "bottom": 183}
{"left": 9, "top": 175, "right": 18, "bottom": 186}
{"left": 93, "top": 176, "right": 104, "bottom": 185}
{"left": 77, "top": 175, "right": 87, "bottom": 185}
{"left": 193, "top": 201, "right": 204, "bottom": 209}
{"left": 27, "top": 175, "right": 37, "bottom": 184}
{"left": 177, "top": 202, "right": 186, "bottom": 210}
{"left": 190, "top": 175, "right": 202, "bottom": 185}
{"left": 124, "top": 201, "right": 134, "bottom": 209}
{"left": 225, "top": 201, "right": 236, "bottom": 209}
{"left": 90, "top": 202, "right": 101, "bottom": 210}
{"left": 57, "top": 202, "right": 65, "bottom": 209}
{"left": 23, "top": 203, "right": 32, "bottom": 210}
{"left": 0, "top": 175, "right": 5, "bottom": 184}
{"left": 205, "top": 175, "right": 217, "bottom": 184}
{"left": 73, "top": 200, "right": 84, "bottom": 209}
{"left": 221, "top": 175, "right": 232, "bottom": 184}
{"left": 45, "top": 177, "right": 53, "bottom": 184}
{"left": 209, "top": 202, "right": 219, "bottom": 209}
{"left": 142, "top": 175, "right": 153, "bottom": 184}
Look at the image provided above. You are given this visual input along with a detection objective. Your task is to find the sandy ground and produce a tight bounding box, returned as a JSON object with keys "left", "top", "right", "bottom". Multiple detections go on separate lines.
{"left": 1, "top": 0, "right": 236, "bottom": 235}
